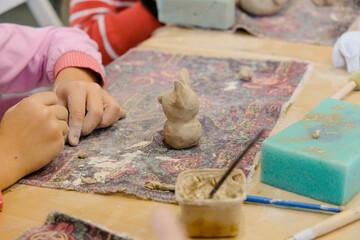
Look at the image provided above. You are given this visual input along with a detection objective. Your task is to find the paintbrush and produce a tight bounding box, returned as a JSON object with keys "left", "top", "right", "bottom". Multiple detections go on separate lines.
{"left": 208, "top": 128, "right": 265, "bottom": 199}
{"left": 144, "top": 180, "right": 342, "bottom": 212}
{"left": 245, "top": 195, "right": 343, "bottom": 213}
{"left": 286, "top": 204, "right": 360, "bottom": 240}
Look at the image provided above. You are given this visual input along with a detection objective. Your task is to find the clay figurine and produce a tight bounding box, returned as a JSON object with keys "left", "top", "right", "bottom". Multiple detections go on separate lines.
{"left": 236, "top": 0, "right": 288, "bottom": 16}
{"left": 157, "top": 68, "right": 202, "bottom": 149}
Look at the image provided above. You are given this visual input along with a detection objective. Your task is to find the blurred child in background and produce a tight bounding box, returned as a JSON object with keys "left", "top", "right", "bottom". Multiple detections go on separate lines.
{"left": 69, "top": 0, "right": 162, "bottom": 65}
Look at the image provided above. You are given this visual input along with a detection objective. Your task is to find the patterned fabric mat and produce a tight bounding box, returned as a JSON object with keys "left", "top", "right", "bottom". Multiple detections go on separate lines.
{"left": 16, "top": 211, "right": 132, "bottom": 240}
{"left": 234, "top": 0, "right": 359, "bottom": 45}
{"left": 20, "top": 49, "right": 311, "bottom": 203}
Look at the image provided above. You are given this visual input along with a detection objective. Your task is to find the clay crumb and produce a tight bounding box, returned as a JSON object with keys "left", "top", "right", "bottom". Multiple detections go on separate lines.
{"left": 144, "top": 180, "right": 175, "bottom": 192}
{"left": 311, "top": 130, "right": 321, "bottom": 139}
{"left": 239, "top": 66, "right": 253, "bottom": 81}
{"left": 78, "top": 153, "right": 88, "bottom": 159}
{"left": 312, "top": 0, "right": 336, "bottom": 6}
{"left": 81, "top": 177, "right": 97, "bottom": 184}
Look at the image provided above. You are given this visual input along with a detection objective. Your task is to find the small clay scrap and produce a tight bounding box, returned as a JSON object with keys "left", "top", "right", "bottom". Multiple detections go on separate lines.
{"left": 81, "top": 177, "right": 97, "bottom": 184}
{"left": 144, "top": 180, "right": 175, "bottom": 191}
{"left": 119, "top": 105, "right": 127, "bottom": 119}
{"left": 158, "top": 68, "right": 202, "bottom": 149}
{"left": 239, "top": 66, "right": 253, "bottom": 81}
{"left": 236, "top": 0, "right": 288, "bottom": 16}
{"left": 312, "top": 0, "right": 349, "bottom": 6}
{"left": 312, "top": 0, "right": 335, "bottom": 5}
{"left": 311, "top": 129, "right": 321, "bottom": 139}
{"left": 78, "top": 153, "right": 88, "bottom": 159}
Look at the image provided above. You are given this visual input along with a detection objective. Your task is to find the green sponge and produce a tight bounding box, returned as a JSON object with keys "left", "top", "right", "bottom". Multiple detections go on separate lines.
{"left": 260, "top": 98, "right": 360, "bottom": 205}
{"left": 157, "top": 0, "right": 236, "bottom": 30}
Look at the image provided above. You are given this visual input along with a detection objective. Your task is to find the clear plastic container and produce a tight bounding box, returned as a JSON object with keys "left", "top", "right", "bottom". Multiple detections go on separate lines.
{"left": 175, "top": 169, "right": 246, "bottom": 237}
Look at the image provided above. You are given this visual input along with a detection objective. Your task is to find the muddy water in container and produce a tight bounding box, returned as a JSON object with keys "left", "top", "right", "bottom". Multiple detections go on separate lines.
{"left": 175, "top": 168, "right": 246, "bottom": 237}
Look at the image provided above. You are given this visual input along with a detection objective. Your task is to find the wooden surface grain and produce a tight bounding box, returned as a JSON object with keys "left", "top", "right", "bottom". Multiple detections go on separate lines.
{"left": 1, "top": 26, "right": 360, "bottom": 240}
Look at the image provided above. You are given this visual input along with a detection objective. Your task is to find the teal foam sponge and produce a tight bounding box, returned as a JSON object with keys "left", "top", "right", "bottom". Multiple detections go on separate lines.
{"left": 157, "top": 0, "right": 236, "bottom": 30}
{"left": 261, "top": 98, "right": 360, "bottom": 205}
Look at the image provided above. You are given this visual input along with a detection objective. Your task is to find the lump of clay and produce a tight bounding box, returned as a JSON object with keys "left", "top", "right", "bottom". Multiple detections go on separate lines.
{"left": 158, "top": 68, "right": 202, "bottom": 149}
{"left": 236, "top": 0, "right": 288, "bottom": 16}
{"left": 239, "top": 66, "right": 253, "bottom": 81}
{"left": 312, "top": 0, "right": 335, "bottom": 5}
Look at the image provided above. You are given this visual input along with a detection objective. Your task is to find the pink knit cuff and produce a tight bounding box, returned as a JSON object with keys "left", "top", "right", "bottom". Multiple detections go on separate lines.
{"left": 0, "top": 189, "right": 3, "bottom": 210}
{"left": 54, "top": 51, "right": 105, "bottom": 87}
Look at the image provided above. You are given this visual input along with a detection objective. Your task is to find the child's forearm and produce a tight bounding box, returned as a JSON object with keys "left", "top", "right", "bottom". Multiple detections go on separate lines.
{"left": 0, "top": 140, "right": 26, "bottom": 190}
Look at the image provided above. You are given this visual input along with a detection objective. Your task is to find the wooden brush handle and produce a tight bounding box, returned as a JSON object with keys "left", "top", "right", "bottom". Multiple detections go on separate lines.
{"left": 289, "top": 205, "right": 360, "bottom": 240}
{"left": 331, "top": 81, "right": 357, "bottom": 100}
{"left": 311, "top": 205, "right": 360, "bottom": 238}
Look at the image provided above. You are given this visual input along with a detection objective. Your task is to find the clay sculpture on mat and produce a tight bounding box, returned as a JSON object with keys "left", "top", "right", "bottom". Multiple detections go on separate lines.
{"left": 236, "top": 0, "right": 288, "bottom": 16}
{"left": 157, "top": 68, "right": 202, "bottom": 149}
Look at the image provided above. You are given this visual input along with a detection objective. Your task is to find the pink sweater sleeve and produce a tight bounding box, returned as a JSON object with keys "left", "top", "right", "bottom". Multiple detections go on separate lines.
{"left": 45, "top": 26, "right": 105, "bottom": 86}
{"left": 0, "top": 24, "right": 105, "bottom": 95}
{"left": 0, "top": 24, "right": 105, "bottom": 117}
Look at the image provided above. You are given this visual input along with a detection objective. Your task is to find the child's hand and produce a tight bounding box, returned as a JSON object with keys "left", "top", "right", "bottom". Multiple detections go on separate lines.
{"left": 55, "top": 80, "right": 125, "bottom": 146}
{"left": 150, "top": 206, "right": 187, "bottom": 240}
{"left": 332, "top": 31, "right": 360, "bottom": 73}
{"left": 0, "top": 92, "right": 68, "bottom": 190}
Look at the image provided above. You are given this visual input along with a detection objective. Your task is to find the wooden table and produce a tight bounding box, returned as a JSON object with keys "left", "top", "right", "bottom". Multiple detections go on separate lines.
{"left": 1, "top": 27, "right": 360, "bottom": 240}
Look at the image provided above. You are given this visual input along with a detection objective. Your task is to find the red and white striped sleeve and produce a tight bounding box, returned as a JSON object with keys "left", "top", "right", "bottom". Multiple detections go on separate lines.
{"left": 69, "top": 0, "right": 162, "bottom": 65}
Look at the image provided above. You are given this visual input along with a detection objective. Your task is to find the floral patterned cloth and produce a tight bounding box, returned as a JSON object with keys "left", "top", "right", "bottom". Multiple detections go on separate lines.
{"left": 20, "top": 49, "right": 311, "bottom": 203}
{"left": 16, "top": 211, "right": 132, "bottom": 240}
{"left": 234, "top": 0, "right": 360, "bottom": 45}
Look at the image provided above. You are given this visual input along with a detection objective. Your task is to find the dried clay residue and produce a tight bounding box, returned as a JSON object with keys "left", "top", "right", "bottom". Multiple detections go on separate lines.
{"left": 307, "top": 146, "right": 325, "bottom": 153}
{"left": 277, "top": 136, "right": 311, "bottom": 143}
{"left": 81, "top": 177, "right": 97, "bottom": 184}
{"left": 326, "top": 131, "right": 342, "bottom": 135}
{"left": 331, "top": 105, "right": 347, "bottom": 110}
{"left": 144, "top": 181, "right": 175, "bottom": 192}
{"left": 303, "top": 112, "right": 355, "bottom": 128}
{"left": 176, "top": 170, "right": 245, "bottom": 201}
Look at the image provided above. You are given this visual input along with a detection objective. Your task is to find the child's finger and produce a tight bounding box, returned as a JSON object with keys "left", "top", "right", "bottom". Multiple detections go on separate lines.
{"left": 59, "top": 120, "right": 69, "bottom": 139}
{"left": 29, "top": 91, "right": 58, "bottom": 106}
{"left": 67, "top": 89, "right": 86, "bottom": 146}
{"left": 97, "top": 90, "right": 124, "bottom": 128}
{"left": 49, "top": 105, "right": 69, "bottom": 121}
{"left": 81, "top": 85, "right": 103, "bottom": 135}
